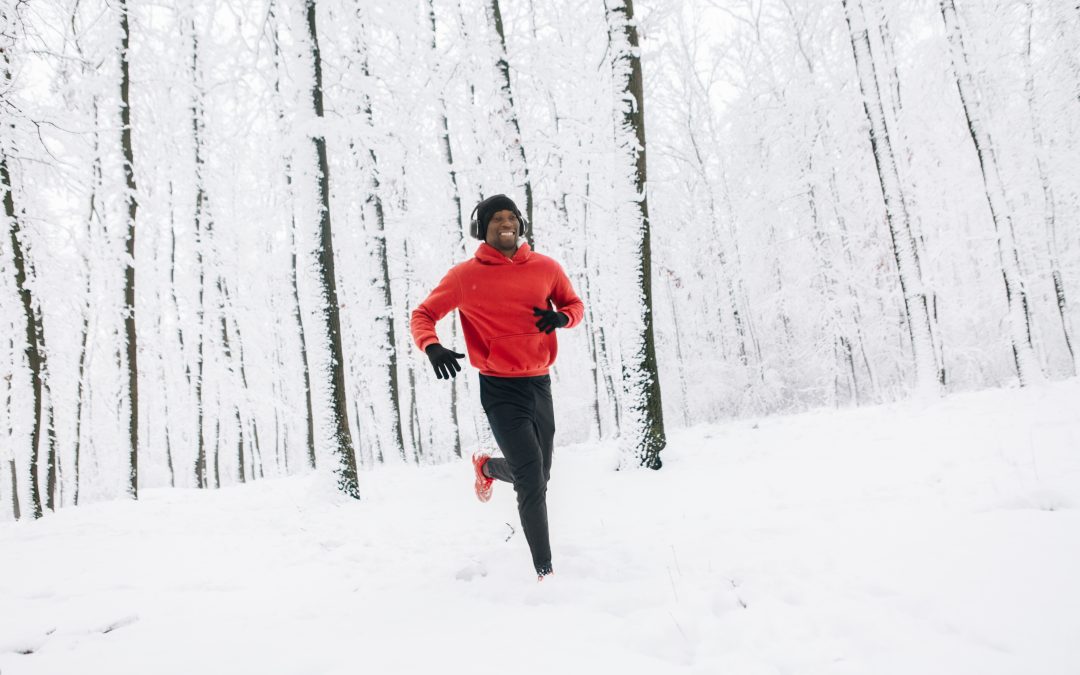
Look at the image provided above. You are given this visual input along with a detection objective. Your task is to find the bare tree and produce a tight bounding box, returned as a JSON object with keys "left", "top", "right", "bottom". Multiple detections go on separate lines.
{"left": 605, "top": 0, "right": 666, "bottom": 469}
{"left": 842, "top": 0, "right": 942, "bottom": 394}
{"left": 2, "top": 141, "right": 42, "bottom": 519}
{"left": 189, "top": 18, "right": 210, "bottom": 488}
{"left": 117, "top": 0, "right": 139, "bottom": 498}
{"left": 427, "top": 0, "right": 466, "bottom": 458}
{"left": 267, "top": 4, "right": 317, "bottom": 471}
{"left": 348, "top": 21, "right": 407, "bottom": 464}
{"left": 1023, "top": 0, "right": 1075, "bottom": 375}
{"left": 939, "top": 0, "right": 1042, "bottom": 385}
{"left": 303, "top": 0, "right": 359, "bottom": 497}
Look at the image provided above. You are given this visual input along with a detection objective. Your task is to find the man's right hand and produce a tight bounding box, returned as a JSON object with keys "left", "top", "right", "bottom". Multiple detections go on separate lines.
{"left": 425, "top": 343, "right": 465, "bottom": 379}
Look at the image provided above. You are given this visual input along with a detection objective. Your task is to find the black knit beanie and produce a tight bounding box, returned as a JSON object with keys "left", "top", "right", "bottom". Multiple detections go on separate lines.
{"left": 474, "top": 194, "right": 522, "bottom": 239}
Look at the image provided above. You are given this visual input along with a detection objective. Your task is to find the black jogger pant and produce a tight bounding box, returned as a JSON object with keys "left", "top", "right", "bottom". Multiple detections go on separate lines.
{"left": 479, "top": 373, "right": 555, "bottom": 574}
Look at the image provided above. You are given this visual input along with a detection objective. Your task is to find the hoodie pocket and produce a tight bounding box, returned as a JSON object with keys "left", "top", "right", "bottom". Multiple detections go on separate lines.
{"left": 485, "top": 332, "right": 556, "bottom": 374}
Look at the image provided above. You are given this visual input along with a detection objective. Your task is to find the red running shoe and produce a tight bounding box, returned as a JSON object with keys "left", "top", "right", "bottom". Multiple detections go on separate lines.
{"left": 472, "top": 452, "right": 494, "bottom": 503}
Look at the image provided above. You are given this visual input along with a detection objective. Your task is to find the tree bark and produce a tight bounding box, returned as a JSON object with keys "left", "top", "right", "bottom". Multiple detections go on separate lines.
{"left": 605, "top": 0, "right": 666, "bottom": 469}
{"left": 2, "top": 145, "right": 43, "bottom": 519}
{"left": 118, "top": 0, "right": 139, "bottom": 499}
{"left": 190, "top": 21, "right": 209, "bottom": 489}
{"left": 305, "top": 0, "right": 360, "bottom": 498}
{"left": 843, "top": 0, "right": 942, "bottom": 395}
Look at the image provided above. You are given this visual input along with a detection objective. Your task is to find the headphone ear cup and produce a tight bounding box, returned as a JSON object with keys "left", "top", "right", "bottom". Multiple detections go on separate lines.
{"left": 469, "top": 204, "right": 481, "bottom": 239}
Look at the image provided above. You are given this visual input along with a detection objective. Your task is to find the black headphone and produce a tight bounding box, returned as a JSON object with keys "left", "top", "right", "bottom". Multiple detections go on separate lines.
{"left": 469, "top": 194, "right": 527, "bottom": 240}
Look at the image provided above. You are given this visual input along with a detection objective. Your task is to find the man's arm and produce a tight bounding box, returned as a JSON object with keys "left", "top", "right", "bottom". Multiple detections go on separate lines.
{"left": 550, "top": 263, "right": 585, "bottom": 328}
{"left": 411, "top": 268, "right": 461, "bottom": 351}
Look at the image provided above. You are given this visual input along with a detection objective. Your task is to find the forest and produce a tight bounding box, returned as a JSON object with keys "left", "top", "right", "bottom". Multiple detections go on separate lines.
{"left": 2, "top": 0, "right": 1078, "bottom": 517}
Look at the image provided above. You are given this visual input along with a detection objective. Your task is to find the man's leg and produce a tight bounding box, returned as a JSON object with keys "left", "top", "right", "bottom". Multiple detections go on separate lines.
{"left": 532, "top": 375, "right": 555, "bottom": 483}
{"left": 479, "top": 375, "right": 551, "bottom": 574}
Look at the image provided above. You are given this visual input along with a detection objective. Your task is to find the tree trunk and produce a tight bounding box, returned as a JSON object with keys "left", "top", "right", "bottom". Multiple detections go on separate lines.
{"left": 663, "top": 272, "right": 690, "bottom": 426}
{"left": 167, "top": 182, "right": 189, "bottom": 384}
{"left": 486, "top": 0, "right": 534, "bottom": 245}
{"left": 427, "top": 0, "right": 466, "bottom": 458}
{"left": 190, "top": 22, "right": 209, "bottom": 489}
{"left": 269, "top": 6, "right": 318, "bottom": 471}
{"left": 5, "top": 333, "right": 20, "bottom": 519}
{"left": 8, "top": 459, "right": 19, "bottom": 520}
{"left": 842, "top": 0, "right": 942, "bottom": 395}
{"left": 1024, "top": 0, "right": 1076, "bottom": 375}
{"left": 938, "top": 0, "right": 1042, "bottom": 385}
{"left": 119, "top": 0, "right": 139, "bottom": 499}
{"left": 305, "top": 0, "right": 360, "bottom": 498}
{"left": 41, "top": 361, "right": 56, "bottom": 511}
{"left": 212, "top": 414, "right": 221, "bottom": 489}
{"left": 605, "top": 0, "right": 666, "bottom": 469}
{"left": 582, "top": 186, "right": 620, "bottom": 436}
{"left": 872, "top": 1, "right": 946, "bottom": 386}
{"left": 352, "top": 40, "right": 407, "bottom": 464}
{"left": 286, "top": 216, "right": 317, "bottom": 470}
{"left": 2, "top": 144, "right": 43, "bottom": 519}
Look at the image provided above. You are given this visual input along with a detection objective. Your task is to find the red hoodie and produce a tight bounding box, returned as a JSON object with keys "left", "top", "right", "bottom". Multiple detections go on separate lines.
{"left": 411, "top": 242, "right": 585, "bottom": 378}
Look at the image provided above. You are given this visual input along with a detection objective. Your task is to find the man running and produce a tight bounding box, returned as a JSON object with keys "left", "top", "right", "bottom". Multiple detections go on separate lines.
{"left": 410, "top": 194, "right": 585, "bottom": 581}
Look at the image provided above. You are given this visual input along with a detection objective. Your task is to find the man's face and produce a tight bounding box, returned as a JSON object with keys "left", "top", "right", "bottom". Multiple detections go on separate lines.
{"left": 485, "top": 209, "right": 520, "bottom": 253}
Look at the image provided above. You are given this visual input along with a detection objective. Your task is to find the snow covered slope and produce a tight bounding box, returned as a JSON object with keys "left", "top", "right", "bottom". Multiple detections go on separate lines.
{"left": 3, "top": 380, "right": 1079, "bottom": 675}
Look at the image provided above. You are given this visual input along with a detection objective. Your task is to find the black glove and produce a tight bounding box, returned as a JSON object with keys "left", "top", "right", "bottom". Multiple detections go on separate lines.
{"left": 533, "top": 306, "right": 569, "bottom": 334}
{"left": 425, "top": 343, "right": 465, "bottom": 379}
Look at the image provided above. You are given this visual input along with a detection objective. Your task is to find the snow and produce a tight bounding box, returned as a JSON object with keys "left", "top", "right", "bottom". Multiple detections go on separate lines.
{"left": 3, "top": 379, "right": 1079, "bottom": 675}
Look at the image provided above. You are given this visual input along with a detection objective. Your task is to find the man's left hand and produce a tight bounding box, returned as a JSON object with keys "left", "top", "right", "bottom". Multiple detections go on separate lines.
{"left": 533, "top": 306, "right": 569, "bottom": 334}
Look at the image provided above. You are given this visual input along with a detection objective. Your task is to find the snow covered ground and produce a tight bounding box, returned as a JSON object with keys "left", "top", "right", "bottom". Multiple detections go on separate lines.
{"left": 3, "top": 379, "right": 1079, "bottom": 675}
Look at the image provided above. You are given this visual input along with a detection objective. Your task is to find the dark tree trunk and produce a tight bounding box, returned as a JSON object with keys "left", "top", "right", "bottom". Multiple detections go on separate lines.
{"left": 8, "top": 459, "right": 19, "bottom": 520}
{"left": 119, "top": 0, "right": 139, "bottom": 499}
{"left": 212, "top": 415, "right": 221, "bottom": 489}
{"left": 190, "top": 23, "right": 209, "bottom": 489}
{"left": 305, "top": 0, "right": 360, "bottom": 498}
{"left": 42, "top": 368, "right": 56, "bottom": 511}
{"left": 605, "top": 0, "right": 666, "bottom": 469}
{"left": 2, "top": 147, "right": 43, "bottom": 519}
{"left": 290, "top": 220, "right": 317, "bottom": 470}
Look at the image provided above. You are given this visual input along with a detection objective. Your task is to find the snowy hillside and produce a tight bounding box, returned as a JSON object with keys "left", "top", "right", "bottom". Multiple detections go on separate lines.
{"left": 3, "top": 379, "right": 1079, "bottom": 675}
